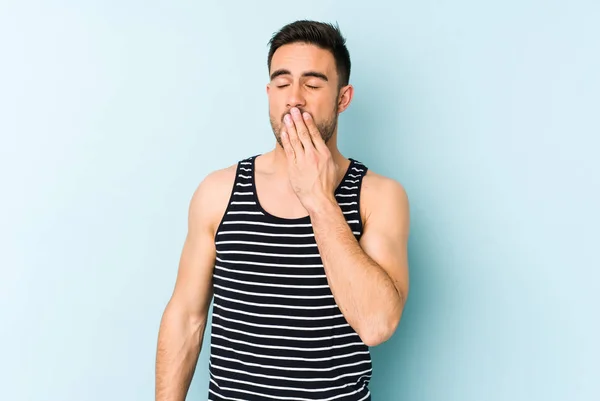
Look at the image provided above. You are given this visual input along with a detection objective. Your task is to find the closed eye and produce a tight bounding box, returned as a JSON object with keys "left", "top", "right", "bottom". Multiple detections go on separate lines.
{"left": 275, "top": 84, "right": 319, "bottom": 89}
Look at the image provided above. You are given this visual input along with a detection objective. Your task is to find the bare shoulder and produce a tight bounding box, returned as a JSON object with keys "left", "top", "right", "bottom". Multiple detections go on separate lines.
{"left": 361, "top": 170, "right": 408, "bottom": 200}
{"left": 188, "top": 163, "right": 238, "bottom": 235}
{"left": 360, "top": 169, "right": 410, "bottom": 232}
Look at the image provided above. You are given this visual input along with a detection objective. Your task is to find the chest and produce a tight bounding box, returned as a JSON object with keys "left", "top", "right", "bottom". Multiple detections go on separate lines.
{"left": 254, "top": 172, "right": 310, "bottom": 220}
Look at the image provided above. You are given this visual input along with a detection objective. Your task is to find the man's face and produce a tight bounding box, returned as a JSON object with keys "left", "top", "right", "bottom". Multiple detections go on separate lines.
{"left": 267, "top": 43, "right": 342, "bottom": 148}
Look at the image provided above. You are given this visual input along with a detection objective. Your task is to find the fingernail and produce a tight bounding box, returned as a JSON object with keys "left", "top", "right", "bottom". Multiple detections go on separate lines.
{"left": 284, "top": 114, "right": 291, "bottom": 124}
{"left": 303, "top": 112, "right": 310, "bottom": 120}
{"left": 291, "top": 107, "right": 300, "bottom": 116}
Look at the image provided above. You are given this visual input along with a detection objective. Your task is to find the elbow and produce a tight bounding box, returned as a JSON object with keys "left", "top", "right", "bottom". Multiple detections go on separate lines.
{"left": 359, "top": 332, "right": 388, "bottom": 348}
{"left": 356, "top": 289, "right": 408, "bottom": 347}
{"left": 358, "top": 315, "right": 401, "bottom": 347}
{"left": 358, "top": 304, "right": 405, "bottom": 347}
{"left": 359, "top": 328, "right": 395, "bottom": 348}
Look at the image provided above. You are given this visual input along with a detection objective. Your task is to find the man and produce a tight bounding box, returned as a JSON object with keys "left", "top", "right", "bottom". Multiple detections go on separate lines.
{"left": 155, "top": 20, "right": 410, "bottom": 401}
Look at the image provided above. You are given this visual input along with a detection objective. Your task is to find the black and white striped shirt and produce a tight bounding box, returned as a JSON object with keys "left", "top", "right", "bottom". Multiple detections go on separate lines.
{"left": 208, "top": 155, "right": 372, "bottom": 401}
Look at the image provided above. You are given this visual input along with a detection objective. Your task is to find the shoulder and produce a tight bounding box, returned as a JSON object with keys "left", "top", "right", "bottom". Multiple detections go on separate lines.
{"left": 361, "top": 170, "right": 408, "bottom": 202}
{"left": 188, "top": 162, "right": 239, "bottom": 234}
{"left": 360, "top": 169, "right": 410, "bottom": 231}
{"left": 195, "top": 163, "right": 238, "bottom": 197}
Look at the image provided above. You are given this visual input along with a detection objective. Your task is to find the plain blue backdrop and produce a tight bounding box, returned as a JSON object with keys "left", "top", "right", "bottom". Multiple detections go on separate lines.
{"left": 1, "top": 1, "right": 598, "bottom": 400}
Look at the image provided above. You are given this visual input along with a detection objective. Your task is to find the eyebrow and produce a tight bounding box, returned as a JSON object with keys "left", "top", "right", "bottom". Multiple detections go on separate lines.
{"left": 269, "top": 69, "right": 329, "bottom": 82}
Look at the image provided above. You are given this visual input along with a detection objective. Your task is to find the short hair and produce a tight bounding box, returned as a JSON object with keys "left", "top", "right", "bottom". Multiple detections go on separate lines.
{"left": 267, "top": 20, "right": 351, "bottom": 88}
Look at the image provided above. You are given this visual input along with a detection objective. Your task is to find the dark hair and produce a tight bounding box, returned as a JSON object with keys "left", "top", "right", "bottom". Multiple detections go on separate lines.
{"left": 267, "top": 20, "right": 351, "bottom": 88}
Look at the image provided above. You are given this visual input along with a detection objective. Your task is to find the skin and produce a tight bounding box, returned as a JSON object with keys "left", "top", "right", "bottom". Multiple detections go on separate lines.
{"left": 154, "top": 42, "right": 410, "bottom": 401}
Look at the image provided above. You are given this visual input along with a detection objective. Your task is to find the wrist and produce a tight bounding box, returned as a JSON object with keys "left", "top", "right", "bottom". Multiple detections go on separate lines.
{"left": 305, "top": 192, "right": 339, "bottom": 217}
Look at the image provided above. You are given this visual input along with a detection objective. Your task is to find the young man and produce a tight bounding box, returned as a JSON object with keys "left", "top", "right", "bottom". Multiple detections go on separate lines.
{"left": 155, "top": 20, "right": 410, "bottom": 401}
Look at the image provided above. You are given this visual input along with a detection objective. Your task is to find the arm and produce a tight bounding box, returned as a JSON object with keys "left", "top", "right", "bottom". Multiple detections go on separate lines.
{"left": 155, "top": 166, "right": 234, "bottom": 400}
{"left": 309, "top": 174, "right": 410, "bottom": 346}
{"left": 278, "top": 107, "right": 410, "bottom": 347}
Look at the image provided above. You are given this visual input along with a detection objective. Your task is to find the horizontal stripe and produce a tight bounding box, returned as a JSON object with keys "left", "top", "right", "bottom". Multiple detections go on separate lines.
{"left": 223, "top": 220, "right": 313, "bottom": 228}
{"left": 209, "top": 374, "right": 370, "bottom": 399}
{"left": 211, "top": 323, "right": 357, "bottom": 342}
{"left": 216, "top": 256, "right": 323, "bottom": 268}
{"left": 213, "top": 283, "right": 332, "bottom": 298}
{"left": 217, "top": 249, "right": 321, "bottom": 258}
{"left": 212, "top": 313, "right": 349, "bottom": 332}
{"left": 217, "top": 230, "right": 316, "bottom": 237}
{"left": 211, "top": 361, "right": 372, "bottom": 383}
{"left": 212, "top": 333, "right": 364, "bottom": 352}
{"left": 210, "top": 342, "right": 369, "bottom": 363}
{"left": 217, "top": 250, "right": 321, "bottom": 258}
{"left": 214, "top": 274, "right": 333, "bottom": 290}
{"left": 215, "top": 265, "right": 325, "bottom": 279}
{"left": 214, "top": 294, "right": 337, "bottom": 310}
{"left": 208, "top": 387, "right": 246, "bottom": 401}
{"left": 214, "top": 303, "right": 343, "bottom": 321}
{"left": 217, "top": 230, "right": 361, "bottom": 237}
{"left": 211, "top": 352, "right": 370, "bottom": 373}
{"left": 216, "top": 240, "right": 317, "bottom": 248}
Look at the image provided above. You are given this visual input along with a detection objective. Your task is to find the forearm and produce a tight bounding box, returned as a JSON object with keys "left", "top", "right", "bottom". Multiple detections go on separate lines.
{"left": 309, "top": 196, "right": 403, "bottom": 346}
{"left": 155, "top": 302, "right": 205, "bottom": 401}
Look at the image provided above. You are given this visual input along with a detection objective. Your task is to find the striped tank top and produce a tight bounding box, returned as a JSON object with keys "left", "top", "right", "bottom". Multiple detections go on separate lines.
{"left": 208, "top": 155, "right": 372, "bottom": 401}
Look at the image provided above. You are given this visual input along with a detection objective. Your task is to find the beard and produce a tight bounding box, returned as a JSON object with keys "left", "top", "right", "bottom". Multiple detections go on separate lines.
{"left": 270, "top": 107, "right": 338, "bottom": 149}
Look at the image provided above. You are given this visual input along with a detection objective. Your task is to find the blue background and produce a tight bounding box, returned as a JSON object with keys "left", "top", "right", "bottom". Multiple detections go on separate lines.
{"left": 1, "top": 1, "right": 598, "bottom": 400}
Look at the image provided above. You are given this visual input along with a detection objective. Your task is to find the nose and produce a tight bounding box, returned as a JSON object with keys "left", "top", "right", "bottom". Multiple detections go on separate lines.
{"left": 286, "top": 83, "right": 306, "bottom": 110}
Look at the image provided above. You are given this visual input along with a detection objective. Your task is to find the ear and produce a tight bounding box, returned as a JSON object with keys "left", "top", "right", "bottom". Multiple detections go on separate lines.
{"left": 337, "top": 84, "right": 354, "bottom": 114}
{"left": 266, "top": 83, "right": 270, "bottom": 95}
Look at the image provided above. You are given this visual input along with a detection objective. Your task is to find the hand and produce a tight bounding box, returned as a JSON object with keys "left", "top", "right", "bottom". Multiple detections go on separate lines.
{"left": 280, "top": 107, "right": 338, "bottom": 213}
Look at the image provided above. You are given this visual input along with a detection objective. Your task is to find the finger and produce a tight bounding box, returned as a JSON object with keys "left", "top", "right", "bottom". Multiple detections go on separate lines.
{"left": 291, "top": 108, "right": 314, "bottom": 152}
{"left": 284, "top": 113, "right": 304, "bottom": 157}
{"left": 280, "top": 130, "right": 296, "bottom": 161}
{"left": 281, "top": 130, "right": 296, "bottom": 164}
{"left": 302, "top": 112, "right": 327, "bottom": 152}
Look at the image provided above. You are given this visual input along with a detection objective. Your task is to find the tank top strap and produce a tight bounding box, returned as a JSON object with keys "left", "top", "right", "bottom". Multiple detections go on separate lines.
{"left": 225, "top": 155, "right": 263, "bottom": 217}
{"left": 348, "top": 158, "right": 369, "bottom": 180}
{"left": 335, "top": 158, "right": 369, "bottom": 238}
